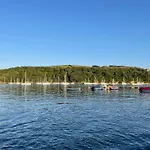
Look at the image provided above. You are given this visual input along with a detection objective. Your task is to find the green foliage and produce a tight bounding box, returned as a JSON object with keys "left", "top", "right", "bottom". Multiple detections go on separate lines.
{"left": 0, "top": 65, "right": 149, "bottom": 83}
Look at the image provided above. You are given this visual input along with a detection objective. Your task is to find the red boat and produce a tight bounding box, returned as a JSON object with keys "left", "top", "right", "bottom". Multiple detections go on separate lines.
{"left": 139, "top": 87, "right": 150, "bottom": 93}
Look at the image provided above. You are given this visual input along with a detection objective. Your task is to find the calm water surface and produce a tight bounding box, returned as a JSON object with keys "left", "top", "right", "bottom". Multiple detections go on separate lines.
{"left": 0, "top": 84, "right": 150, "bottom": 150}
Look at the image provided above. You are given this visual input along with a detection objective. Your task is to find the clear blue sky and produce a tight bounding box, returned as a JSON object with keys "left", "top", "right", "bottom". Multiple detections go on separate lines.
{"left": 0, "top": 0, "right": 150, "bottom": 69}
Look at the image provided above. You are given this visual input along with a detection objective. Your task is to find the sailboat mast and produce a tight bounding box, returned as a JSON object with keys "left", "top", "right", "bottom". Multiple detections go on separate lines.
{"left": 25, "top": 71, "right": 26, "bottom": 83}
{"left": 64, "top": 72, "right": 67, "bottom": 83}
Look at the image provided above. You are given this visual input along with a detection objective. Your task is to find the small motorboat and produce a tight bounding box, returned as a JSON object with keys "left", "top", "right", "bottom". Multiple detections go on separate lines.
{"left": 66, "top": 87, "right": 82, "bottom": 91}
{"left": 139, "top": 87, "right": 150, "bottom": 93}
{"left": 109, "top": 85, "right": 119, "bottom": 90}
{"left": 104, "top": 85, "right": 119, "bottom": 90}
{"left": 90, "top": 85, "right": 104, "bottom": 91}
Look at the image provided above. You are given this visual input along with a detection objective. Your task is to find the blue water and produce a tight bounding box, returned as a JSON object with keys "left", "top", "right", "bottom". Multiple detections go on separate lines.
{"left": 0, "top": 84, "right": 150, "bottom": 150}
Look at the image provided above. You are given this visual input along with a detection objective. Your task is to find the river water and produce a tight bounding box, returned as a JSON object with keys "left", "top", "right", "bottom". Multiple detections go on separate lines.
{"left": 0, "top": 84, "right": 150, "bottom": 150}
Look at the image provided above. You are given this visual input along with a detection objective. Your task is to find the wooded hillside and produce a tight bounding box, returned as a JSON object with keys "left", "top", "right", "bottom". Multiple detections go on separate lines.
{"left": 0, "top": 65, "right": 149, "bottom": 83}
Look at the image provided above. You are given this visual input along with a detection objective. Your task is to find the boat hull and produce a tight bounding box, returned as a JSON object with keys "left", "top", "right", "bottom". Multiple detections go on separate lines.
{"left": 67, "top": 88, "right": 82, "bottom": 91}
{"left": 105, "top": 85, "right": 118, "bottom": 90}
{"left": 139, "top": 87, "right": 150, "bottom": 93}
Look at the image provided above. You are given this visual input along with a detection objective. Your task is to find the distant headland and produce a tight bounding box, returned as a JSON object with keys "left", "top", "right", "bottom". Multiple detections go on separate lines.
{"left": 0, "top": 65, "right": 149, "bottom": 85}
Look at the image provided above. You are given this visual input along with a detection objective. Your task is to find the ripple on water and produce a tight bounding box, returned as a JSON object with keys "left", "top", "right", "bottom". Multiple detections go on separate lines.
{"left": 0, "top": 85, "right": 150, "bottom": 149}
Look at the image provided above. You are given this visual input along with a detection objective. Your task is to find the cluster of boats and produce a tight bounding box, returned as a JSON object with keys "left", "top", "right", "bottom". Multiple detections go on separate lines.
{"left": 66, "top": 84, "right": 119, "bottom": 92}
{"left": 66, "top": 84, "right": 150, "bottom": 93}
{"left": 90, "top": 84, "right": 118, "bottom": 91}
{"left": 91, "top": 85, "right": 150, "bottom": 93}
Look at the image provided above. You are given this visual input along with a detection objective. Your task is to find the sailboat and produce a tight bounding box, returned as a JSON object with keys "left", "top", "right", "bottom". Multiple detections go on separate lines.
{"left": 53, "top": 76, "right": 61, "bottom": 84}
{"left": 36, "top": 77, "right": 43, "bottom": 85}
{"left": 61, "top": 72, "right": 70, "bottom": 85}
{"left": 3, "top": 77, "right": 6, "bottom": 84}
{"left": 21, "top": 71, "right": 31, "bottom": 85}
{"left": 131, "top": 77, "right": 142, "bottom": 86}
{"left": 8, "top": 77, "right": 14, "bottom": 84}
{"left": 100, "top": 76, "right": 107, "bottom": 85}
{"left": 112, "top": 78, "right": 115, "bottom": 85}
{"left": 15, "top": 78, "right": 20, "bottom": 85}
{"left": 84, "top": 78, "right": 93, "bottom": 85}
{"left": 93, "top": 75, "right": 99, "bottom": 85}
{"left": 112, "top": 78, "right": 118, "bottom": 85}
{"left": 42, "top": 73, "right": 51, "bottom": 85}
{"left": 122, "top": 77, "right": 127, "bottom": 85}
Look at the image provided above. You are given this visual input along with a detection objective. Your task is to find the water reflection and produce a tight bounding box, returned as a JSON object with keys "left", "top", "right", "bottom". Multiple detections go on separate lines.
{"left": 0, "top": 84, "right": 150, "bottom": 105}
{"left": 0, "top": 84, "right": 150, "bottom": 150}
{"left": 0, "top": 84, "right": 144, "bottom": 100}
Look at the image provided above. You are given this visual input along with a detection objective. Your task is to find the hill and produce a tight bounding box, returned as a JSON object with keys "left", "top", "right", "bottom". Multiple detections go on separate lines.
{"left": 0, "top": 65, "right": 149, "bottom": 84}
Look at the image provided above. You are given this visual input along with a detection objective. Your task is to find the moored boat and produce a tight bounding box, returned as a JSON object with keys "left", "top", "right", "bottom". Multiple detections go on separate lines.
{"left": 66, "top": 87, "right": 82, "bottom": 91}
{"left": 90, "top": 85, "right": 104, "bottom": 91}
{"left": 104, "top": 84, "right": 119, "bottom": 90}
{"left": 109, "top": 85, "right": 119, "bottom": 90}
{"left": 139, "top": 87, "right": 150, "bottom": 93}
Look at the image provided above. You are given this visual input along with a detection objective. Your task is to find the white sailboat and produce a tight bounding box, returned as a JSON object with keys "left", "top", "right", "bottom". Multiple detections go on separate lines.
{"left": 93, "top": 75, "right": 99, "bottom": 85}
{"left": 53, "top": 76, "right": 61, "bottom": 84}
{"left": 131, "top": 77, "right": 142, "bottom": 86}
{"left": 3, "top": 77, "right": 5, "bottom": 84}
{"left": 42, "top": 73, "right": 51, "bottom": 85}
{"left": 16, "top": 78, "right": 21, "bottom": 85}
{"left": 36, "top": 82, "right": 43, "bottom": 85}
{"left": 100, "top": 76, "right": 107, "bottom": 85}
{"left": 8, "top": 77, "right": 14, "bottom": 84}
{"left": 36, "top": 77, "right": 43, "bottom": 85}
{"left": 122, "top": 77, "right": 127, "bottom": 85}
{"left": 61, "top": 72, "right": 70, "bottom": 85}
{"left": 21, "top": 71, "right": 31, "bottom": 85}
{"left": 84, "top": 78, "right": 93, "bottom": 85}
{"left": 111, "top": 78, "right": 119, "bottom": 85}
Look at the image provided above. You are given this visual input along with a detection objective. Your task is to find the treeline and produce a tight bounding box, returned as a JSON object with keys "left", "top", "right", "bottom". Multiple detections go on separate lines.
{"left": 0, "top": 65, "right": 149, "bottom": 83}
